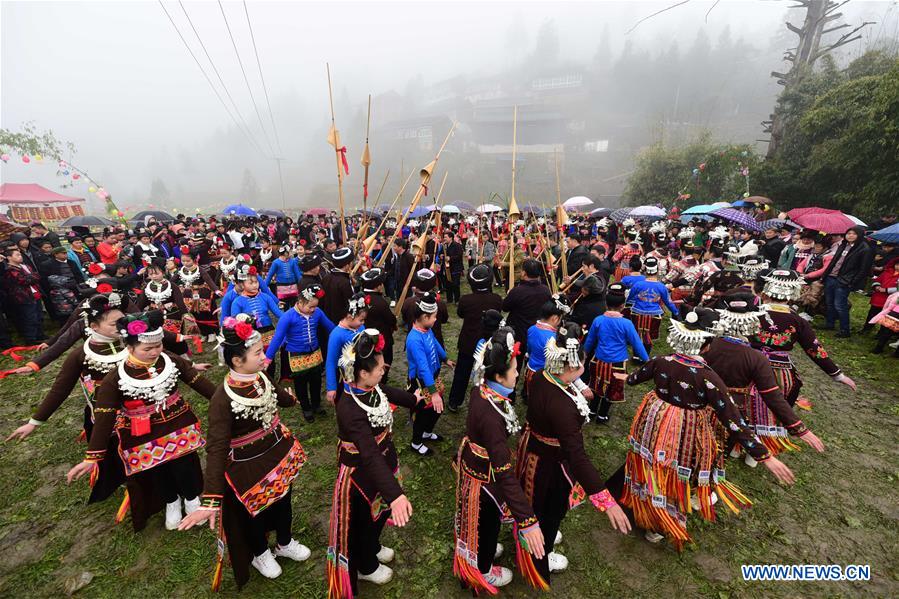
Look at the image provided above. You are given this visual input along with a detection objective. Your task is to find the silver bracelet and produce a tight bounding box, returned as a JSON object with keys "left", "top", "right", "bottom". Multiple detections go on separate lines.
{"left": 28, "top": 418, "right": 44, "bottom": 427}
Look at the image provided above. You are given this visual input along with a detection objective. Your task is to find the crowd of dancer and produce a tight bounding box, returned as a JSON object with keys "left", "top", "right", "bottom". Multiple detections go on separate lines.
{"left": 4, "top": 205, "right": 895, "bottom": 595}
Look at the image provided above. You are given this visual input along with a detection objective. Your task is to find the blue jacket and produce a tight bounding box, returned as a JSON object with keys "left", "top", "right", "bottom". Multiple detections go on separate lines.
{"left": 230, "top": 292, "right": 283, "bottom": 328}
{"left": 620, "top": 274, "right": 645, "bottom": 288}
{"left": 583, "top": 313, "right": 649, "bottom": 363}
{"left": 264, "top": 257, "right": 303, "bottom": 286}
{"left": 220, "top": 277, "right": 277, "bottom": 324}
{"left": 325, "top": 324, "right": 365, "bottom": 391}
{"left": 265, "top": 306, "right": 335, "bottom": 360}
{"left": 526, "top": 322, "right": 557, "bottom": 371}
{"left": 627, "top": 279, "right": 679, "bottom": 316}
{"left": 406, "top": 326, "right": 446, "bottom": 389}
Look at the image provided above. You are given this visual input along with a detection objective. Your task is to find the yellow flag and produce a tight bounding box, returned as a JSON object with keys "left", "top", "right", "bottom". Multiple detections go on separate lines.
{"left": 327, "top": 125, "right": 340, "bottom": 148}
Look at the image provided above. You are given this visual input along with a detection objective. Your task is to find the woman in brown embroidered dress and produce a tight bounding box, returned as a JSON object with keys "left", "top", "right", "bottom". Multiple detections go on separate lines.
{"left": 453, "top": 327, "right": 545, "bottom": 593}
{"left": 178, "top": 314, "right": 309, "bottom": 589}
{"left": 66, "top": 310, "right": 215, "bottom": 532}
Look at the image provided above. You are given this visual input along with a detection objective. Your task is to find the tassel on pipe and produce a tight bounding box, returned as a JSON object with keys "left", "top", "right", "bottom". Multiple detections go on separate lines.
{"left": 428, "top": 172, "right": 450, "bottom": 271}
{"left": 353, "top": 169, "right": 389, "bottom": 252}
{"left": 361, "top": 94, "right": 372, "bottom": 208}
{"left": 394, "top": 216, "right": 434, "bottom": 319}
{"left": 374, "top": 169, "right": 416, "bottom": 267}
{"left": 326, "top": 63, "right": 347, "bottom": 244}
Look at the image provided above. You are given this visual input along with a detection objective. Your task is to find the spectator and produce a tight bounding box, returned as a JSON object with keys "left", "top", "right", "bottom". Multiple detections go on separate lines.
{"left": 760, "top": 226, "right": 786, "bottom": 265}
{"left": 868, "top": 213, "right": 897, "bottom": 233}
{"left": 96, "top": 230, "right": 121, "bottom": 264}
{"left": 821, "top": 225, "right": 875, "bottom": 337}
{"left": 1, "top": 247, "right": 45, "bottom": 343}
{"left": 29, "top": 222, "right": 60, "bottom": 249}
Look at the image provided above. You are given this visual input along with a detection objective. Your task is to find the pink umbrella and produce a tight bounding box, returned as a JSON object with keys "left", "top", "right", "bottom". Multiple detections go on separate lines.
{"left": 306, "top": 208, "right": 329, "bottom": 216}
{"left": 789, "top": 208, "right": 856, "bottom": 234}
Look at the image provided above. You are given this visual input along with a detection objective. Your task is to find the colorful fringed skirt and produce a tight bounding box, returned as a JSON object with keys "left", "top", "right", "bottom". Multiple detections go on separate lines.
{"left": 629, "top": 311, "right": 662, "bottom": 346}
{"left": 620, "top": 392, "right": 751, "bottom": 550}
{"left": 761, "top": 348, "right": 802, "bottom": 406}
{"left": 588, "top": 358, "right": 626, "bottom": 402}
{"left": 728, "top": 385, "right": 799, "bottom": 457}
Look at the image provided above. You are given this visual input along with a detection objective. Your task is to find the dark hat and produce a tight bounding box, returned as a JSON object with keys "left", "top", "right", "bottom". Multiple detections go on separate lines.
{"left": 717, "top": 289, "right": 763, "bottom": 314}
{"left": 761, "top": 268, "right": 803, "bottom": 300}
{"left": 359, "top": 267, "right": 386, "bottom": 291}
{"left": 413, "top": 268, "right": 437, "bottom": 292}
{"left": 606, "top": 282, "right": 626, "bottom": 306}
{"left": 300, "top": 282, "right": 325, "bottom": 302}
{"left": 642, "top": 256, "right": 659, "bottom": 274}
{"left": 299, "top": 253, "right": 323, "bottom": 271}
{"left": 330, "top": 246, "right": 354, "bottom": 268}
{"left": 480, "top": 309, "right": 505, "bottom": 335}
{"left": 467, "top": 263, "right": 493, "bottom": 291}
{"left": 678, "top": 306, "right": 721, "bottom": 334}
{"left": 416, "top": 291, "right": 439, "bottom": 314}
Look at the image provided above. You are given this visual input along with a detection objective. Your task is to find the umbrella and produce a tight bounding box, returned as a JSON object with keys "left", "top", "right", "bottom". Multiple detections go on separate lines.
{"left": 609, "top": 207, "right": 635, "bottom": 223}
{"left": 846, "top": 214, "right": 866, "bottom": 227}
{"left": 374, "top": 203, "right": 391, "bottom": 213}
{"left": 59, "top": 215, "right": 115, "bottom": 227}
{"left": 791, "top": 210, "right": 856, "bottom": 234}
{"left": 455, "top": 201, "right": 475, "bottom": 212}
{"left": 223, "top": 204, "right": 257, "bottom": 217}
{"left": 710, "top": 201, "right": 732, "bottom": 208}
{"left": 257, "top": 209, "right": 285, "bottom": 217}
{"left": 477, "top": 204, "right": 503, "bottom": 213}
{"left": 744, "top": 195, "right": 773, "bottom": 205}
{"left": 757, "top": 218, "right": 801, "bottom": 231}
{"left": 709, "top": 207, "right": 763, "bottom": 232}
{"left": 680, "top": 214, "right": 713, "bottom": 223}
{"left": 786, "top": 207, "right": 841, "bottom": 220}
{"left": 131, "top": 210, "right": 175, "bottom": 223}
{"left": 870, "top": 223, "right": 899, "bottom": 244}
{"left": 407, "top": 206, "right": 429, "bottom": 218}
{"left": 563, "top": 196, "right": 593, "bottom": 209}
{"left": 306, "top": 208, "right": 329, "bottom": 216}
{"left": 441, "top": 204, "right": 461, "bottom": 214}
{"left": 682, "top": 204, "right": 716, "bottom": 215}
{"left": 629, "top": 205, "right": 666, "bottom": 219}
{"left": 589, "top": 207, "right": 614, "bottom": 217}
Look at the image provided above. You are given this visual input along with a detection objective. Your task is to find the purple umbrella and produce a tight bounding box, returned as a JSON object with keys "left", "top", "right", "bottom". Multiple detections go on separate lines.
{"left": 710, "top": 207, "right": 762, "bottom": 232}
{"left": 455, "top": 201, "right": 475, "bottom": 212}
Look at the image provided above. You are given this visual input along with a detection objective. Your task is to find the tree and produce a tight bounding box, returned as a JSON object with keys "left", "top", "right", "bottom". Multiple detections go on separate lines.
{"left": 532, "top": 19, "right": 559, "bottom": 67}
{"left": 0, "top": 121, "right": 75, "bottom": 159}
{"left": 798, "top": 63, "right": 899, "bottom": 214}
{"left": 150, "top": 178, "right": 171, "bottom": 204}
{"left": 624, "top": 134, "right": 760, "bottom": 208}
{"left": 240, "top": 169, "right": 259, "bottom": 203}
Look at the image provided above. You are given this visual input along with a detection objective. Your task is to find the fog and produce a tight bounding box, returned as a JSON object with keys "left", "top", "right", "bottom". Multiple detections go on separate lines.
{"left": 2, "top": 0, "right": 896, "bottom": 213}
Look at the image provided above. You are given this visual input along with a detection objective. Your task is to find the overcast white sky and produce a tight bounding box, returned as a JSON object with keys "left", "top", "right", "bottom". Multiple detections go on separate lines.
{"left": 1, "top": 0, "right": 895, "bottom": 210}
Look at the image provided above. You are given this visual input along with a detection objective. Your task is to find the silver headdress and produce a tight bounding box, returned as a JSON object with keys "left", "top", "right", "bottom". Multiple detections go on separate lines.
{"left": 761, "top": 269, "right": 803, "bottom": 301}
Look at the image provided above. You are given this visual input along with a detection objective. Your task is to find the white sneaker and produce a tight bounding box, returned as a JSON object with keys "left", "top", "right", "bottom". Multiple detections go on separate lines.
{"left": 389, "top": 301, "right": 396, "bottom": 308}
{"left": 483, "top": 565, "right": 513, "bottom": 587}
{"left": 358, "top": 564, "right": 393, "bottom": 585}
{"left": 554, "top": 530, "right": 562, "bottom": 545}
{"left": 183, "top": 497, "right": 200, "bottom": 515}
{"left": 548, "top": 551, "right": 568, "bottom": 572}
{"left": 165, "top": 500, "right": 182, "bottom": 530}
{"left": 690, "top": 491, "right": 718, "bottom": 512}
{"left": 251, "top": 549, "right": 283, "bottom": 578}
{"left": 206, "top": 333, "right": 217, "bottom": 342}
{"left": 644, "top": 531, "right": 665, "bottom": 543}
{"left": 494, "top": 543, "right": 503, "bottom": 559}
{"left": 376, "top": 545, "right": 395, "bottom": 564}
{"left": 799, "top": 312, "right": 813, "bottom": 321}
{"left": 889, "top": 340, "right": 899, "bottom": 349}
{"left": 729, "top": 447, "right": 742, "bottom": 459}
{"left": 744, "top": 454, "right": 758, "bottom": 468}
{"left": 273, "top": 539, "right": 311, "bottom": 562}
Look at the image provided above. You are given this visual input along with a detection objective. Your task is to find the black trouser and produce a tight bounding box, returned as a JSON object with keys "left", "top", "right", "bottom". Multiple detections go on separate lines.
{"left": 445, "top": 274, "right": 461, "bottom": 303}
{"left": 155, "top": 455, "right": 202, "bottom": 503}
{"left": 874, "top": 325, "right": 899, "bottom": 355}
{"left": 409, "top": 378, "right": 440, "bottom": 444}
{"left": 246, "top": 489, "right": 293, "bottom": 556}
{"left": 349, "top": 486, "right": 388, "bottom": 586}
{"left": 863, "top": 305, "right": 882, "bottom": 331}
{"left": 11, "top": 302, "right": 45, "bottom": 343}
{"left": 532, "top": 467, "right": 570, "bottom": 583}
{"left": 385, "top": 276, "right": 397, "bottom": 301}
{"left": 0, "top": 309, "right": 12, "bottom": 349}
{"left": 476, "top": 489, "right": 502, "bottom": 575}
{"left": 382, "top": 342, "right": 394, "bottom": 381}
{"left": 293, "top": 364, "right": 322, "bottom": 413}
{"left": 448, "top": 351, "right": 475, "bottom": 408}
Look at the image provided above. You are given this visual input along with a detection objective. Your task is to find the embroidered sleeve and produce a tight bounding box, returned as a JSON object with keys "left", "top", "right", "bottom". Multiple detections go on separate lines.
{"left": 786, "top": 420, "right": 809, "bottom": 437}
{"left": 589, "top": 489, "right": 618, "bottom": 512}
{"left": 85, "top": 449, "right": 106, "bottom": 463}
{"left": 200, "top": 494, "right": 223, "bottom": 509}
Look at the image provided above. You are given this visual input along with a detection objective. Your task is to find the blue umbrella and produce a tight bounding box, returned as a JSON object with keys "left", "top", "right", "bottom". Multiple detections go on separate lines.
{"left": 757, "top": 218, "right": 800, "bottom": 231}
{"left": 223, "top": 204, "right": 257, "bottom": 216}
{"left": 407, "top": 206, "right": 429, "bottom": 218}
{"left": 682, "top": 204, "right": 715, "bottom": 215}
{"left": 870, "top": 223, "right": 899, "bottom": 244}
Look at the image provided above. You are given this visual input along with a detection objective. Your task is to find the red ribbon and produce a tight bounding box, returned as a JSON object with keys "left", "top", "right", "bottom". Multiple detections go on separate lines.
{"left": 422, "top": 184, "right": 429, "bottom": 196}
{"left": 0, "top": 369, "right": 19, "bottom": 379}
{"left": 363, "top": 183, "right": 369, "bottom": 200}
{"left": 1, "top": 345, "right": 43, "bottom": 362}
{"left": 336, "top": 146, "right": 349, "bottom": 175}
{"left": 192, "top": 336, "right": 204, "bottom": 355}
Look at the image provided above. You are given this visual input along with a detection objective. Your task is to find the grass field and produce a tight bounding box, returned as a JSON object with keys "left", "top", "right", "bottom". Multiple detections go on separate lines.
{"left": 0, "top": 294, "right": 896, "bottom": 598}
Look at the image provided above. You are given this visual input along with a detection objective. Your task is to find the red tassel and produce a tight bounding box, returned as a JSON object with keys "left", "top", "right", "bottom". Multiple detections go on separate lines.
{"left": 336, "top": 146, "right": 349, "bottom": 175}
{"left": 192, "top": 336, "right": 204, "bottom": 354}
{"left": 363, "top": 183, "right": 368, "bottom": 200}
{"left": 1, "top": 345, "right": 43, "bottom": 362}
{"left": 114, "top": 491, "right": 130, "bottom": 524}
{"left": 88, "top": 463, "right": 99, "bottom": 488}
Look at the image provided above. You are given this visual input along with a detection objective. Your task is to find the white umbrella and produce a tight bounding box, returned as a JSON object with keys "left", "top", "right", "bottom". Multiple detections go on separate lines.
{"left": 629, "top": 205, "right": 666, "bottom": 218}
{"left": 477, "top": 203, "right": 503, "bottom": 213}
{"left": 846, "top": 214, "right": 867, "bottom": 227}
{"left": 563, "top": 196, "right": 593, "bottom": 209}
{"left": 441, "top": 204, "right": 461, "bottom": 214}
{"left": 711, "top": 201, "right": 732, "bottom": 208}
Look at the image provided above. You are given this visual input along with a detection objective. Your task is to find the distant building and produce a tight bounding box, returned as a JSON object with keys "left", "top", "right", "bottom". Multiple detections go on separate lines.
{"left": 0, "top": 183, "right": 86, "bottom": 223}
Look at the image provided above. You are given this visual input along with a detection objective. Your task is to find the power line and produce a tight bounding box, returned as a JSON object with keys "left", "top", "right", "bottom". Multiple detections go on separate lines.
{"left": 242, "top": 1, "right": 286, "bottom": 206}
{"left": 243, "top": 0, "right": 282, "bottom": 157}
{"left": 217, "top": 0, "right": 276, "bottom": 158}
{"left": 177, "top": 0, "right": 269, "bottom": 159}
{"left": 157, "top": 0, "right": 269, "bottom": 158}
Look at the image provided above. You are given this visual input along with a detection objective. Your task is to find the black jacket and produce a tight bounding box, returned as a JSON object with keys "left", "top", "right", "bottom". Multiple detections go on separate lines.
{"left": 821, "top": 240, "right": 875, "bottom": 290}
{"left": 502, "top": 279, "right": 552, "bottom": 342}
{"left": 456, "top": 290, "right": 503, "bottom": 355}
{"left": 571, "top": 294, "right": 607, "bottom": 330}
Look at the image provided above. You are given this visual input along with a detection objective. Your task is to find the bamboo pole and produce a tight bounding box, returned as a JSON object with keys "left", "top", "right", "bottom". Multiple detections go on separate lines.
{"left": 555, "top": 149, "right": 568, "bottom": 281}
{"left": 353, "top": 168, "right": 389, "bottom": 253}
{"left": 326, "top": 63, "right": 347, "bottom": 244}
{"left": 428, "top": 172, "right": 449, "bottom": 271}
{"left": 559, "top": 266, "right": 586, "bottom": 292}
{"left": 361, "top": 94, "right": 372, "bottom": 211}
{"left": 394, "top": 208, "right": 438, "bottom": 318}
{"left": 508, "top": 107, "right": 518, "bottom": 290}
